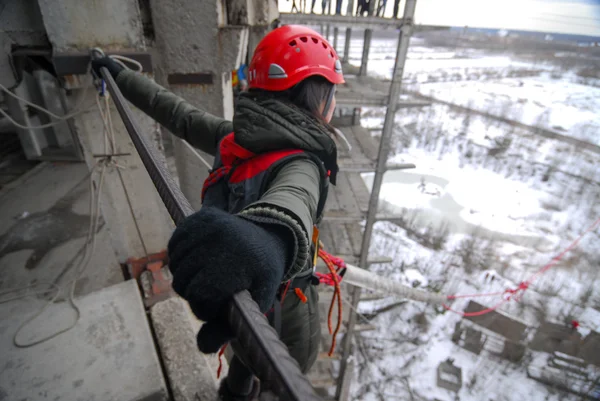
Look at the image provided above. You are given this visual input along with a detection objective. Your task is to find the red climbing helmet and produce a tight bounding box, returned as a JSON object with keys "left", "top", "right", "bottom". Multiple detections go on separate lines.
{"left": 248, "top": 25, "right": 345, "bottom": 92}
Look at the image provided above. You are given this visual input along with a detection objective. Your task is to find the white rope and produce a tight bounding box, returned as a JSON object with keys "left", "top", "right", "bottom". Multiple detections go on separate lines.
{"left": 333, "top": 126, "right": 352, "bottom": 152}
{"left": 342, "top": 264, "right": 448, "bottom": 305}
{"left": 109, "top": 54, "right": 143, "bottom": 73}
{"left": 0, "top": 53, "right": 140, "bottom": 130}
{"left": 181, "top": 137, "right": 213, "bottom": 170}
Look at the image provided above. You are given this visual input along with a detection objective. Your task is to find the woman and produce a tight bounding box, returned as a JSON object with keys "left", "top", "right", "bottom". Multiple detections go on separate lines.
{"left": 93, "top": 25, "right": 344, "bottom": 400}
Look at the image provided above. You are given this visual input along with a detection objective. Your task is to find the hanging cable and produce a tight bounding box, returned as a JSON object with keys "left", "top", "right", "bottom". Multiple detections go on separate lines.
{"left": 0, "top": 64, "right": 95, "bottom": 130}
{"left": 0, "top": 161, "right": 107, "bottom": 347}
{"left": 0, "top": 51, "right": 141, "bottom": 131}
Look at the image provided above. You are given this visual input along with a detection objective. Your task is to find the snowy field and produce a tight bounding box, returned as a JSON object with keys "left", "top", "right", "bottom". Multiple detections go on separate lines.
{"left": 340, "top": 34, "right": 599, "bottom": 144}
{"left": 418, "top": 75, "right": 600, "bottom": 145}
{"left": 344, "top": 36, "right": 600, "bottom": 401}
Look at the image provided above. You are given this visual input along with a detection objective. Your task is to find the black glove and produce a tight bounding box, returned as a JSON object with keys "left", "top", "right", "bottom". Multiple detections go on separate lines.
{"left": 167, "top": 206, "right": 293, "bottom": 353}
{"left": 218, "top": 377, "right": 260, "bottom": 401}
{"left": 91, "top": 56, "right": 124, "bottom": 79}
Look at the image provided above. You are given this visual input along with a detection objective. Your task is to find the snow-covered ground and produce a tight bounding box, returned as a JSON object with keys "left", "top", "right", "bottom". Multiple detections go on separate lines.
{"left": 417, "top": 75, "right": 600, "bottom": 145}
{"left": 347, "top": 39, "right": 600, "bottom": 401}
{"left": 344, "top": 35, "right": 600, "bottom": 144}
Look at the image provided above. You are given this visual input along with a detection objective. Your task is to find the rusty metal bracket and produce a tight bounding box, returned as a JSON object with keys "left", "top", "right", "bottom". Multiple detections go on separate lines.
{"left": 52, "top": 51, "right": 153, "bottom": 76}
{"left": 126, "top": 251, "right": 174, "bottom": 307}
{"left": 10, "top": 49, "right": 154, "bottom": 77}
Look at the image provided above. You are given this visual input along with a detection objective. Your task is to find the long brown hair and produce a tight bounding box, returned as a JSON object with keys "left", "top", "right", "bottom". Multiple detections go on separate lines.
{"left": 250, "top": 76, "right": 338, "bottom": 134}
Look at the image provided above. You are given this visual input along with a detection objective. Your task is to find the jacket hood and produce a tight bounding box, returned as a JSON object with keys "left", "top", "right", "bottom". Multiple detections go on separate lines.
{"left": 232, "top": 92, "right": 339, "bottom": 184}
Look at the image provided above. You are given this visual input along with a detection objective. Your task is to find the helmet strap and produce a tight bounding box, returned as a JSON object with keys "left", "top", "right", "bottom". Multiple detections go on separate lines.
{"left": 322, "top": 85, "right": 336, "bottom": 121}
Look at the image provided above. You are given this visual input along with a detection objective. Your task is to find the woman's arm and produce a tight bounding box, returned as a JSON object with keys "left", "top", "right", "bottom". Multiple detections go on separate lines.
{"left": 238, "top": 159, "right": 322, "bottom": 281}
{"left": 116, "top": 69, "right": 233, "bottom": 156}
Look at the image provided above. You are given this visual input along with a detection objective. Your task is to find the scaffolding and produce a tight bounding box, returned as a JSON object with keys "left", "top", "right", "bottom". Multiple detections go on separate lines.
{"left": 281, "top": 0, "right": 441, "bottom": 398}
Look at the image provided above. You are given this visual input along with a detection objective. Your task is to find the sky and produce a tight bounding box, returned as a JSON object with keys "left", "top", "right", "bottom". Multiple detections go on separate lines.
{"left": 279, "top": 0, "right": 600, "bottom": 37}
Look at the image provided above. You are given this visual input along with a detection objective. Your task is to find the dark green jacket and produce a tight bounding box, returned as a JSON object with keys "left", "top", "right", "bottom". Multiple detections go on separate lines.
{"left": 116, "top": 69, "right": 337, "bottom": 371}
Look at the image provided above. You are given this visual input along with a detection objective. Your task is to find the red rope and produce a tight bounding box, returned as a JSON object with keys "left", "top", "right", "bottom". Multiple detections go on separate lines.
{"left": 444, "top": 217, "right": 600, "bottom": 317}
{"left": 217, "top": 344, "right": 227, "bottom": 379}
{"left": 280, "top": 280, "right": 292, "bottom": 306}
{"left": 317, "top": 247, "right": 345, "bottom": 356}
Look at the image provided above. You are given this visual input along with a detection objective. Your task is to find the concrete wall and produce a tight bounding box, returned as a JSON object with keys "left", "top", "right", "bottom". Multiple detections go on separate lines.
{"left": 148, "top": 0, "right": 276, "bottom": 209}
{"left": 37, "top": 0, "right": 145, "bottom": 51}
{"left": 36, "top": 0, "right": 174, "bottom": 261}
{"left": 0, "top": 0, "right": 49, "bottom": 88}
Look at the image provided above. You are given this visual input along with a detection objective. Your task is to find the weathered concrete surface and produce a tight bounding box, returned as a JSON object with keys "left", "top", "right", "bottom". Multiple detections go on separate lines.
{"left": 37, "top": 0, "right": 145, "bottom": 51}
{"left": 148, "top": 0, "right": 249, "bottom": 207}
{"left": 0, "top": 0, "right": 49, "bottom": 87}
{"left": 37, "top": 0, "right": 174, "bottom": 260}
{"left": 0, "top": 280, "right": 168, "bottom": 401}
{"left": 71, "top": 91, "right": 175, "bottom": 262}
{"left": 171, "top": 138, "right": 213, "bottom": 210}
{"left": 0, "top": 162, "right": 122, "bottom": 296}
{"left": 150, "top": 296, "right": 222, "bottom": 401}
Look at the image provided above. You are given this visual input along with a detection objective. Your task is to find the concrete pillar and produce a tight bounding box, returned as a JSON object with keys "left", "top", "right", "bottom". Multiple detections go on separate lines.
{"left": 333, "top": 27, "right": 339, "bottom": 52}
{"left": 359, "top": 29, "right": 373, "bottom": 76}
{"left": 359, "top": 0, "right": 377, "bottom": 76}
{"left": 343, "top": 28, "right": 352, "bottom": 63}
{"left": 36, "top": 0, "right": 174, "bottom": 261}
{"left": 148, "top": 0, "right": 276, "bottom": 210}
{"left": 0, "top": 0, "right": 49, "bottom": 88}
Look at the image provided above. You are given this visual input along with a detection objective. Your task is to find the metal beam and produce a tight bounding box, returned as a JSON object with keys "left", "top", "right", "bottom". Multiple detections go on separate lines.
{"left": 336, "top": 1, "right": 417, "bottom": 399}
{"left": 336, "top": 94, "right": 430, "bottom": 108}
{"left": 280, "top": 13, "right": 404, "bottom": 29}
{"left": 336, "top": 94, "right": 386, "bottom": 107}
{"left": 50, "top": 51, "right": 153, "bottom": 76}
{"left": 333, "top": 27, "right": 339, "bottom": 51}
{"left": 337, "top": 359, "right": 354, "bottom": 401}
{"left": 366, "top": 256, "right": 393, "bottom": 264}
{"left": 338, "top": 162, "right": 415, "bottom": 173}
{"left": 396, "top": 99, "right": 432, "bottom": 110}
{"left": 342, "top": 27, "right": 352, "bottom": 63}
{"left": 358, "top": 28, "right": 372, "bottom": 76}
{"left": 279, "top": 13, "right": 449, "bottom": 32}
{"left": 322, "top": 212, "right": 412, "bottom": 223}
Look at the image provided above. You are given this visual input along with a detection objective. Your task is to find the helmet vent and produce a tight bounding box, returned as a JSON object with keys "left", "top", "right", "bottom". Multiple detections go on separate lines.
{"left": 289, "top": 40, "right": 297, "bottom": 46}
{"left": 300, "top": 36, "right": 308, "bottom": 42}
{"left": 322, "top": 42, "right": 327, "bottom": 49}
{"left": 311, "top": 37, "right": 319, "bottom": 44}
{"left": 334, "top": 59, "right": 343, "bottom": 73}
{"left": 268, "top": 63, "right": 288, "bottom": 79}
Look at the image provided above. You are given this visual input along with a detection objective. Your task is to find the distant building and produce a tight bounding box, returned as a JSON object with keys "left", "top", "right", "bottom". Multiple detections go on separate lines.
{"left": 437, "top": 358, "right": 462, "bottom": 393}
{"left": 452, "top": 301, "right": 529, "bottom": 362}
